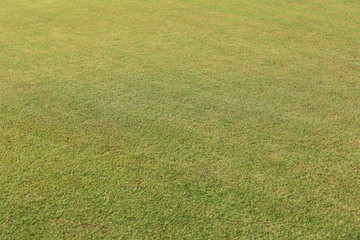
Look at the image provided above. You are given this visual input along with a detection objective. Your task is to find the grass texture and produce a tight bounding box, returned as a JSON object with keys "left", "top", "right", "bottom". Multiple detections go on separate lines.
{"left": 0, "top": 0, "right": 359, "bottom": 238}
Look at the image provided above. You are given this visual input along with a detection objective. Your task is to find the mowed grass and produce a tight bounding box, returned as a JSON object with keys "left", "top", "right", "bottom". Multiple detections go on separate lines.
{"left": 0, "top": 0, "right": 359, "bottom": 238}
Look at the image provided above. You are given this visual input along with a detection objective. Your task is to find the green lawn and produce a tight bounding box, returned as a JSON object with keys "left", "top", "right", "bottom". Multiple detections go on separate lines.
{"left": 1, "top": 0, "right": 359, "bottom": 238}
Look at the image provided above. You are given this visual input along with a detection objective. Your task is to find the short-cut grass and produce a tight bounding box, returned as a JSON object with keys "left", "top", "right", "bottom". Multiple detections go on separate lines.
{"left": 1, "top": 0, "right": 359, "bottom": 238}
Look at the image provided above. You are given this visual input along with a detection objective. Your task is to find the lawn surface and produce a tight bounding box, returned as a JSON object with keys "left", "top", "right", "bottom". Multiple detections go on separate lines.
{"left": 1, "top": 0, "right": 360, "bottom": 238}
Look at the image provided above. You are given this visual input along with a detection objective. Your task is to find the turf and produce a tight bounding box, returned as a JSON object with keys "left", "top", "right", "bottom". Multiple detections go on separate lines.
{"left": 0, "top": 0, "right": 359, "bottom": 238}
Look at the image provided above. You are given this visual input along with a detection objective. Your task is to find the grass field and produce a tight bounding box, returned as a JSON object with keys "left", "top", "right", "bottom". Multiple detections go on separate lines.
{"left": 1, "top": 0, "right": 359, "bottom": 238}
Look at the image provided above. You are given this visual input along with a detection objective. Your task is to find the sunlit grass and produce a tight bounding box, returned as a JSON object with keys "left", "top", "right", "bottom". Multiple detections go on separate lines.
{"left": 0, "top": 0, "right": 359, "bottom": 238}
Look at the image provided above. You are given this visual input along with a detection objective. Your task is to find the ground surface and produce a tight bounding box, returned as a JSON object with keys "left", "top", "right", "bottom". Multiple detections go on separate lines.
{"left": 0, "top": 0, "right": 360, "bottom": 239}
